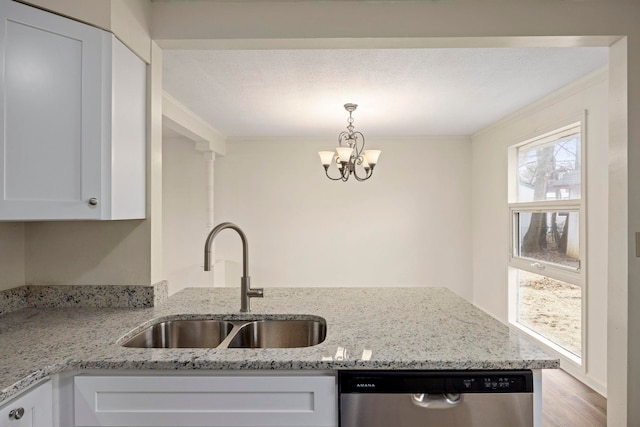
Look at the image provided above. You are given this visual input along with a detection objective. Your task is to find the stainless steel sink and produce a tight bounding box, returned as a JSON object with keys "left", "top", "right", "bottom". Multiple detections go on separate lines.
{"left": 120, "top": 317, "right": 326, "bottom": 349}
{"left": 121, "top": 319, "right": 235, "bottom": 348}
{"left": 227, "top": 319, "right": 326, "bottom": 349}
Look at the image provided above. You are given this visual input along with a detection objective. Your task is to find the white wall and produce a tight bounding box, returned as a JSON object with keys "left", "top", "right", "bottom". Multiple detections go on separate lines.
{"left": 0, "top": 223, "right": 25, "bottom": 291}
{"left": 24, "top": 220, "right": 151, "bottom": 286}
{"left": 471, "top": 70, "right": 609, "bottom": 394}
{"left": 214, "top": 137, "right": 473, "bottom": 299}
{"left": 162, "top": 136, "right": 214, "bottom": 295}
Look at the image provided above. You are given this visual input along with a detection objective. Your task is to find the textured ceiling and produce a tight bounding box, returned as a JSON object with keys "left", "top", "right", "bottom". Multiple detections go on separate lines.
{"left": 163, "top": 47, "right": 608, "bottom": 137}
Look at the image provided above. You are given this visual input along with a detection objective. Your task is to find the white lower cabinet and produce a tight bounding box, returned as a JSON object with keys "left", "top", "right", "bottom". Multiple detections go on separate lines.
{"left": 0, "top": 381, "right": 52, "bottom": 427}
{"left": 74, "top": 374, "right": 338, "bottom": 427}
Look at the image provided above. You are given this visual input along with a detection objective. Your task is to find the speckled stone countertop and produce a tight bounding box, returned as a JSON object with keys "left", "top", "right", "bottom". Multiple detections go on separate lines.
{"left": 0, "top": 287, "right": 559, "bottom": 403}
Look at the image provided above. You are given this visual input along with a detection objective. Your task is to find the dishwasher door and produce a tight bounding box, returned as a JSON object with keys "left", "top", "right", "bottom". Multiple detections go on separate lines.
{"left": 339, "top": 370, "right": 533, "bottom": 427}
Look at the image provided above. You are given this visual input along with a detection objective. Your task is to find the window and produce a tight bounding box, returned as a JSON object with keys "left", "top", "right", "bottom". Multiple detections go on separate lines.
{"left": 508, "top": 121, "right": 584, "bottom": 364}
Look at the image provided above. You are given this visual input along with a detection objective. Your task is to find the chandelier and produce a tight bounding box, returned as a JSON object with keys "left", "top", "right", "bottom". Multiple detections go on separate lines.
{"left": 318, "top": 103, "right": 381, "bottom": 182}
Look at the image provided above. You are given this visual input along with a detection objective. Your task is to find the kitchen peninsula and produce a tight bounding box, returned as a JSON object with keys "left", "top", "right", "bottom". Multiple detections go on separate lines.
{"left": 0, "top": 287, "right": 558, "bottom": 426}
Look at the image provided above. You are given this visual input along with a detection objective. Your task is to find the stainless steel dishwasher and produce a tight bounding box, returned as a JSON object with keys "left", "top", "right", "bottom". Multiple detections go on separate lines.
{"left": 339, "top": 370, "right": 533, "bottom": 427}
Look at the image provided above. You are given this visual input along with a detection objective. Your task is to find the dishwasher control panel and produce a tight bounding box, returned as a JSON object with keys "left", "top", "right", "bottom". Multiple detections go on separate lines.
{"left": 462, "top": 374, "right": 527, "bottom": 392}
{"left": 339, "top": 370, "right": 533, "bottom": 394}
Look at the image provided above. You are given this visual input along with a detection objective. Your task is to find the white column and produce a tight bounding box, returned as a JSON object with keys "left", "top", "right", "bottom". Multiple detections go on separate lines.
{"left": 196, "top": 145, "right": 222, "bottom": 286}
{"left": 204, "top": 152, "right": 216, "bottom": 231}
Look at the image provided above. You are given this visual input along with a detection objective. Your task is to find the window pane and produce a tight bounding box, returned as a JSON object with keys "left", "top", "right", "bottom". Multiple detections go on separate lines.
{"left": 517, "top": 131, "right": 581, "bottom": 202}
{"left": 515, "top": 211, "right": 580, "bottom": 270}
{"left": 517, "top": 270, "right": 581, "bottom": 357}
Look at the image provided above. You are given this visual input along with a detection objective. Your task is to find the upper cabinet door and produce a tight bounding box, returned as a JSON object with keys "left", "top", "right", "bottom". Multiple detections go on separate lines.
{"left": 0, "top": 0, "right": 103, "bottom": 219}
{"left": 0, "top": 0, "right": 146, "bottom": 221}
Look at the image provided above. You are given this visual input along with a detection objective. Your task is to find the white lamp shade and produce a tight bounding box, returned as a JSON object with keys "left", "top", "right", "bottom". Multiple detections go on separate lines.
{"left": 318, "top": 151, "right": 335, "bottom": 166}
{"left": 363, "top": 149, "right": 381, "bottom": 165}
{"left": 361, "top": 156, "right": 370, "bottom": 168}
{"left": 336, "top": 147, "right": 354, "bottom": 163}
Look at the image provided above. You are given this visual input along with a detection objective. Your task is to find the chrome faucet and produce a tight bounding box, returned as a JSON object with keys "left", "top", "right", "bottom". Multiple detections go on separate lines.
{"left": 204, "top": 222, "right": 263, "bottom": 312}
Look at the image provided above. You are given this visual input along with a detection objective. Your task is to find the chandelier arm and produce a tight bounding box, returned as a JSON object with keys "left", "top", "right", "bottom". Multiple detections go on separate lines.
{"left": 323, "top": 167, "right": 345, "bottom": 181}
{"left": 353, "top": 167, "right": 373, "bottom": 182}
{"left": 338, "top": 131, "right": 350, "bottom": 146}
{"left": 352, "top": 132, "right": 366, "bottom": 156}
{"left": 352, "top": 156, "right": 372, "bottom": 181}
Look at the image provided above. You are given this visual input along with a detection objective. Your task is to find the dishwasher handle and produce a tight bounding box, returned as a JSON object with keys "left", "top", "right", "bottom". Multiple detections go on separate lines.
{"left": 411, "top": 393, "right": 462, "bottom": 409}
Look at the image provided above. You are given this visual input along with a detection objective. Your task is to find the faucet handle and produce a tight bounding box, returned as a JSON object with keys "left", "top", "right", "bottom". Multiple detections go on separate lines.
{"left": 248, "top": 288, "right": 264, "bottom": 298}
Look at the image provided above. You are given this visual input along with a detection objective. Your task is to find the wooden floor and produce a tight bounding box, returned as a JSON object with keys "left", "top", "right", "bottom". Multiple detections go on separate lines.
{"left": 543, "top": 369, "right": 607, "bottom": 427}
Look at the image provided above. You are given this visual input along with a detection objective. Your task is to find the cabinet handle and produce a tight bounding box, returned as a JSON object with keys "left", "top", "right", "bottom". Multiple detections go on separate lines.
{"left": 9, "top": 407, "right": 24, "bottom": 420}
{"left": 88, "top": 198, "right": 99, "bottom": 206}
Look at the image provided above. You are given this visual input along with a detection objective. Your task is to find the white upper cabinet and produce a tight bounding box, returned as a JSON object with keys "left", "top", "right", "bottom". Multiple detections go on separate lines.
{"left": 0, "top": 0, "right": 146, "bottom": 220}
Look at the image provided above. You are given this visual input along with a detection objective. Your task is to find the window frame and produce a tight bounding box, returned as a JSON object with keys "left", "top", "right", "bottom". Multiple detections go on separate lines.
{"left": 507, "top": 114, "right": 587, "bottom": 368}
{"left": 509, "top": 205, "right": 582, "bottom": 283}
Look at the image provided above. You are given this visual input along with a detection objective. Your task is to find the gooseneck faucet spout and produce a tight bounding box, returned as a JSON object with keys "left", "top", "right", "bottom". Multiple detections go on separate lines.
{"left": 204, "top": 222, "right": 263, "bottom": 312}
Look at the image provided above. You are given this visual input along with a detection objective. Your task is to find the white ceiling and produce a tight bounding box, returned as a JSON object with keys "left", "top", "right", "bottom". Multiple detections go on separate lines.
{"left": 162, "top": 47, "right": 608, "bottom": 138}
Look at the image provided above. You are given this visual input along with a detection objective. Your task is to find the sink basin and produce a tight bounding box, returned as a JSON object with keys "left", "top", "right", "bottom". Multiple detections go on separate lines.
{"left": 120, "top": 317, "right": 326, "bottom": 349}
{"left": 227, "top": 319, "right": 326, "bottom": 349}
{"left": 121, "top": 319, "right": 234, "bottom": 348}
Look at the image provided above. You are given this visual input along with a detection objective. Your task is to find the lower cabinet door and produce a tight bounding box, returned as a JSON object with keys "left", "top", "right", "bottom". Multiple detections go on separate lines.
{"left": 0, "top": 381, "right": 52, "bottom": 427}
{"left": 74, "top": 375, "right": 337, "bottom": 427}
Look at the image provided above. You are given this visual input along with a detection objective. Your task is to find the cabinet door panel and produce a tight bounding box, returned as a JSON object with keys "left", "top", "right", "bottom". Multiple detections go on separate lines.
{"left": 0, "top": 0, "right": 103, "bottom": 220}
{"left": 74, "top": 375, "right": 338, "bottom": 427}
{"left": 5, "top": 18, "right": 83, "bottom": 201}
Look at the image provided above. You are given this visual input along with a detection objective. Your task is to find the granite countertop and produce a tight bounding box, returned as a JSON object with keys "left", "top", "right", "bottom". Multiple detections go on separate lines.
{"left": 0, "top": 287, "right": 559, "bottom": 403}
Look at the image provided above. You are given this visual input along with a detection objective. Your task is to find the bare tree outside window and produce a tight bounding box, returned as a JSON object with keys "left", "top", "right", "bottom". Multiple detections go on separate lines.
{"left": 517, "top": 134, "right": 580, "bottom": 269}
